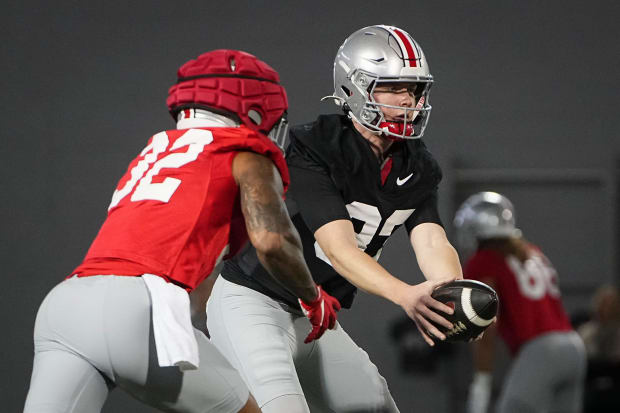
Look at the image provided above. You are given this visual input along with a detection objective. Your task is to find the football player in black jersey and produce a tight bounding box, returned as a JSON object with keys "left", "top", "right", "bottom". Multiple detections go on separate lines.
{"left": 207, "top": 25, "right": 463, "bottom": 413}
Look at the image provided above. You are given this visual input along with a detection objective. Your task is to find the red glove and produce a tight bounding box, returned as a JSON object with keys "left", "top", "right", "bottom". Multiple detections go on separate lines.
{"left": 298, "top": 286, "right": 341, "bottom": 343}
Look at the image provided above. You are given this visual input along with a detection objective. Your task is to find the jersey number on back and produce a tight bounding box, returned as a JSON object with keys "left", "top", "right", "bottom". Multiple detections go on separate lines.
{"left": 108, "top": 129, "right": 214, "bottom": 210}
{"left": 507, "top": 255, "right": 561, "bottom": 300}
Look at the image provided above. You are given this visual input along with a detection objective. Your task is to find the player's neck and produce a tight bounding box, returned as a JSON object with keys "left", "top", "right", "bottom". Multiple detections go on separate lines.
{"left": 353, "top": 120, "right": 394, "bottom": 161}
{"left": 176, "top": 108, "right": 240, "bottom": 129}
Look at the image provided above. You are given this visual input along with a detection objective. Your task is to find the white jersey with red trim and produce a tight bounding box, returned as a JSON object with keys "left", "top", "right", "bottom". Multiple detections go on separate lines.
{"left": 73, "top": 126, "right": 289, "bottom": 291}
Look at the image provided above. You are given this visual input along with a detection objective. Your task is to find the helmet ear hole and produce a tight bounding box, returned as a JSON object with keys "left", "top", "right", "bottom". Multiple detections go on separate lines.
{"left": 247, "top": 109, "right": 263, "bottom": 126}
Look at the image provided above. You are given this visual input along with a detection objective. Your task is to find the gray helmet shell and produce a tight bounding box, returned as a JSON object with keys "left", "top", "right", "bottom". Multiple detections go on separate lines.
{"left": 453, "top": 192, "right": 522, "bottom": 257}
{"left": 328, "top": 25, "right": 433, "bottom": 139}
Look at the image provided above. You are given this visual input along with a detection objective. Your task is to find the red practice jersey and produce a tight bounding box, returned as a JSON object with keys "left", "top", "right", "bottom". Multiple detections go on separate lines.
{"left": 73, "top": 127, "right": 289, "bottom": 291}
{"left": 465, "top": 245, "right": 572, "bottom": 354}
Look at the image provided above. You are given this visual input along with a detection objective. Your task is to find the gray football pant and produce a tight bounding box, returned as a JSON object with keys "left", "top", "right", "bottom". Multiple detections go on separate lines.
{"left": 207, "top": 277, "right": 399, "bottom": 413}
{"left": 497, "top": 331, "right": 586, "bottom": 413}
{"left": 24, "top": 275, "right": 249, "bottom": 413}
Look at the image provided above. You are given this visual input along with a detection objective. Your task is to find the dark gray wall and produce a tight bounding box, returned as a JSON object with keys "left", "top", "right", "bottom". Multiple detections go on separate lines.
{"left": 3, "top": 1, "right": 619, "bottom": 411}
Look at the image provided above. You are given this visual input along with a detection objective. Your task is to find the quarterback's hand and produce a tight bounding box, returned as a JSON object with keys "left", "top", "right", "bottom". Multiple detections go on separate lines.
{"left": 399, "top": 278, "right": 455, "bottom": 346}
{"left": 299, "top": 286, "right": 341, "bottom": 343}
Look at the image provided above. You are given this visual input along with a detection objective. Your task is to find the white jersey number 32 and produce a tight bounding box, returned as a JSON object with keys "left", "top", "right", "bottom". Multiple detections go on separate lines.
{"left": 108, "top": 129, "right": 213, "bottom": 210}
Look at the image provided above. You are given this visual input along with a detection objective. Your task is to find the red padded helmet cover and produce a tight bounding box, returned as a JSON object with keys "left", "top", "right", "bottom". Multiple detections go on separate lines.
{"left": 167, "top": 50, "right": 288, "bottom": 134}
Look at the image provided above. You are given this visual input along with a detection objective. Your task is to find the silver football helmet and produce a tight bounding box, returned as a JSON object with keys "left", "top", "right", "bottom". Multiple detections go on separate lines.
{"left": 453, "top": 192, "right": 522, "bottom": 258}
{"left": 325, "top": 25, "right": 433, "bottom": 139}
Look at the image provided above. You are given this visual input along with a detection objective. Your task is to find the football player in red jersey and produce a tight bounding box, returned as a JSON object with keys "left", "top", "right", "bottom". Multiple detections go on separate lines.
{"left": 455, "top": 192, "right": 586, "bottom": 413}
{"left": 23, "top": 50, "right": 340, "bottom": 413}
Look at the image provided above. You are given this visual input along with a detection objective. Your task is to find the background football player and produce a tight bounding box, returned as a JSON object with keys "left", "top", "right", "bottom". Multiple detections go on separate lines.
{"left": 455, "top": 192, "right": 586, "bottom": 413}
{"left": 206, "top": 25, "right": 463, "bottom": 413}
{"left": 23, "top": 49, "right": 341, "bottom": 413}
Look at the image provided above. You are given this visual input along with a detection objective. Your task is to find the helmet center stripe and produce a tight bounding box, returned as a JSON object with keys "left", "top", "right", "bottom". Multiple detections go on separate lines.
{"left": 392, "top": 28, "right": 417, "bottom": 67}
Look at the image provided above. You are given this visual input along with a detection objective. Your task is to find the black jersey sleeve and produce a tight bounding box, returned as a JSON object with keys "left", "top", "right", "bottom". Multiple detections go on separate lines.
{"left": 286, "top": 143, "right": 350, "bottom": 234}
{"left": 404, "top": 190, "right": 443, "bottom": 233}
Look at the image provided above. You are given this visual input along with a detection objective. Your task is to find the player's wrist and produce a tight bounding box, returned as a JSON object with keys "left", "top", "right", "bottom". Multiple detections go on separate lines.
{"left": 393, "top": 281, "right": 421, "bottom": 309}
{"left": 300, "top": 285, "right": 320, "bottom": 305}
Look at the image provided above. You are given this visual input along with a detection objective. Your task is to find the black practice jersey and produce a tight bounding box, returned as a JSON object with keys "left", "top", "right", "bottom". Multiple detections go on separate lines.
{"left": 222, "top": 114, "right": 443, "bottom": 309}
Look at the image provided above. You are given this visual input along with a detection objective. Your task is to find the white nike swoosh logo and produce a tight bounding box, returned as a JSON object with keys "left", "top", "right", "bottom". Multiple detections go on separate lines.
{"left": 396, "top": 173, "right": 414, "bottom": 186}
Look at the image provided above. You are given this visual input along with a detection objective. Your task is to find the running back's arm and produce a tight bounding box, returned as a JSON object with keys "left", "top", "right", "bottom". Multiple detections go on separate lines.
{"left": 232, "top": 151, "right": 318, "bottom": 303}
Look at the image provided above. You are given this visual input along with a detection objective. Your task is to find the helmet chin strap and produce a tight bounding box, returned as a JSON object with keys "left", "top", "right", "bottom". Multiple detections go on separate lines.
{"left": 353, "top": 112, "right": 414, "bottom": 141}
{"left": 378, "top": 121, "right": 415, "bottom": 140}
{"left": 376, "top": 95, "right": 425, "bottom": 140}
